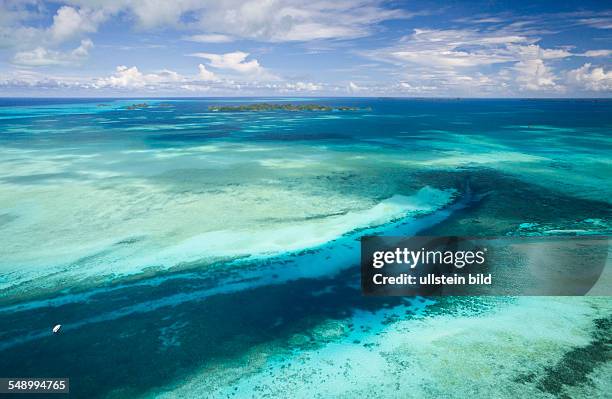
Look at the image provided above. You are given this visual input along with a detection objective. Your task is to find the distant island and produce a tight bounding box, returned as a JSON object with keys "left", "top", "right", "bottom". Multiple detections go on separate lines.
{"left": 121, "top": 102, "right": 174, "bottom": 110}
{"left": 125, "top": 103, "right": 149, "bottom": 110}
{"left": 208, "top": 103, "right": 368, "bottom": 112}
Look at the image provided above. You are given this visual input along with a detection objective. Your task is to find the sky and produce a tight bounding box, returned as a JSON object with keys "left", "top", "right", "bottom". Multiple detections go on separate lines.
{"left": 0, "top": 0, "right": 611, "bottom": 97}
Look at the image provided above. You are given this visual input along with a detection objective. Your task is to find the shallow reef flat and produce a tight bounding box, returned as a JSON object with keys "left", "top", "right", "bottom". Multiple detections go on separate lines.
{"left": 0, "top": 98, "right": 610, "bottom": 398}
{"left": 0, "top": 167, "right": 609, "bottom": 398}
{"left": 0, "top": 140, "right": 457, "bottom": 301}
{"left": 152, "top": 296, "right": 610, "bottom": 399}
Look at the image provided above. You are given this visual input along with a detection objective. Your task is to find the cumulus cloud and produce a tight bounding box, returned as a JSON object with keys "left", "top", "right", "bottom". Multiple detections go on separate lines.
{"left": 362, "top": 26, "right": 577, "bottom": 94}
{"left": 93, "top": 65, "right": 184, "bottom": 89}
{"left": 0, "top": 0, "right": 411, "bottom": 87}
{"left": 190, "top": 51, "right": 262, "bottom": 74}
{"left": 17, "top": 0, "right": 409, "bottom": 43}
{"left": 136, "top": 0, "right": 409, "bottom": 41}
{"left": 12, "top": 39, "right": 93, "bottom": 66}
{"left": 0, "top": 64, "right": 330, "bottom": 95}
{"left": 2, "top": 2, "right": 611, "bottom": 97}
{"left": 567, "top": 63, "right": 612, "bottom": 92}
{"left": 514, "top": 58, "right": 561, "bottom": 91}
{"left": 198, "top": 64, "right": 217, "bottom": 81}
{"left": 49, "top": 6, "right": 107, "bottom": 43}
{"left": 189, "top": 51, "right": 278, "bottom": 80}
{"left": 511, "top": 44, "right": 570, "bottom": 91}
{"left": 86, "top": 63, "right": 280, "bottom": 92}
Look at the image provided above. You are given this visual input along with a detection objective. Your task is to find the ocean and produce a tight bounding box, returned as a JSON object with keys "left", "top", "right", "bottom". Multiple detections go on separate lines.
{"left": 0, "top": 98, "right": 610, "bottom": 398}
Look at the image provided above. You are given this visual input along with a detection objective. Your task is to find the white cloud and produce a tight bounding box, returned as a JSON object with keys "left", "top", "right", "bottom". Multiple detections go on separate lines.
{"left": 40, "top": 0, "right": 409, "bottom": 42}
{"left": 511, "top": 44, "right": 569, "bottom": 92}
{"left": 122, "top": 0, "right": 198, "bottom": 29}
{"left": 582, "top": 50, "right": 612, "bottom": 58}
{"left": 369, "top": 29, "right": 574, "bottom": 69}
{"left": 190, "top": 51, "right": 262, "bottom": 74}
{"left": 364, "top": 29, "right": 529, "bottom": 69}
{"left": 390, "top": 49, "right": 506, "bottom": 67}
{"left": 398, "top": 81, "right": 438, "bottom": 92}
{"left": 0, "top": 0, "right": 412, "bottom": 70}
{"left": 362, "top": 26, "right": 577, "bottom": 95}
{"left": 567, "top": 63, "right": 612, "bottom": 92}
{"left": 0, "top": 1, "right": 46, "bottom": 49}
{"left": 189, "top": 51, "right": 278, "bottom": 80}
{"left": 180, "top": 0, "right": 410, "bottom": 42}
{"left": 512, "top": 44, "right": 572, "bottom": 60}
{"left": 0, "top": 64, "right": 331, "bottom": 95}
{"left": 13, "top": 48, "right": 60, "bottom": 66}
{"left": 283, "top": 81, "right": 322, "bottom": 91}
{"left": 198, "top": 64, "right": 217, "bottom": 81}
{"left": 93, "top": 65, "right": 184, "bottom": 89}
{"left": 86, "top": 63, "right": 282, "bottom": 92}
{"left": 379, "top": 29, "right": 531, "bottom": 67}
{"left": 2, "top": 3, "right": 611, "bottom": 97}
{"left": 183, "top": 34, "right": 234, "bottom": 43}
{"left": 49, "top": 6, "right": 107, "bottom": 43}
{"left": 348, "top": 81, "right": 362, "bottom": 93}
{"left": 0, "top": 69, "right": 88, "bottom": 90}
{"left": 577, "top": 17, "right": 612, "bottom": 30}
{"left": 514, "top": 58, "right": 561, "bottom": 91}
{"left": 4, "top": 62, "right": 608, "bottom": 96}
{"left": 12, "top": 39, "right": 93, "bottom": 66}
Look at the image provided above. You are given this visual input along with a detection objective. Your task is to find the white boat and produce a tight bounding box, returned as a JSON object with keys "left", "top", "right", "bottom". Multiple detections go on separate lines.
{"left": 52, "top": 324, "right": 61, "bottom": 334}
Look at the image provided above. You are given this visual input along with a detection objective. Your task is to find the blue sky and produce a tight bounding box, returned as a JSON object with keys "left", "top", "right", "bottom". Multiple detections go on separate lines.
{"left": 0, "top": 0, "right": 610, "bottom": 97}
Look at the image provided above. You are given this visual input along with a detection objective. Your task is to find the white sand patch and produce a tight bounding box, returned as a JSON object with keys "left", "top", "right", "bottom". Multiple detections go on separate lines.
{"left": 143, "top": 186, "right": 454, "bottom": 264}
{"left": 0, "top": 139, "right": 453, "bottom": 294}
{"left": 150, "top": 297, "right": 609, "bottom": 399}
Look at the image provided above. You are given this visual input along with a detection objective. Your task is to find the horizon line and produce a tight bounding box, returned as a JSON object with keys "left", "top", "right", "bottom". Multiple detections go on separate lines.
{"left": 1, "top": 96, "right": 612, "bottom": 100}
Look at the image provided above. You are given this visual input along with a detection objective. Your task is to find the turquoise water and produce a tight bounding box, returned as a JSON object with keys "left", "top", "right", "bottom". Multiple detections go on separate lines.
{"left": 0, "top": 98, "right": 610, "bottom": 398}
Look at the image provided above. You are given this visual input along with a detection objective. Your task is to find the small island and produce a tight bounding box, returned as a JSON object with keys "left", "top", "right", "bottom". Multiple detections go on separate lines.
{"left": 125, "top": 103, "right": 149, "bottom": 110}
{"left": 208, "top": 103, "right": 365, "bottom": 112}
